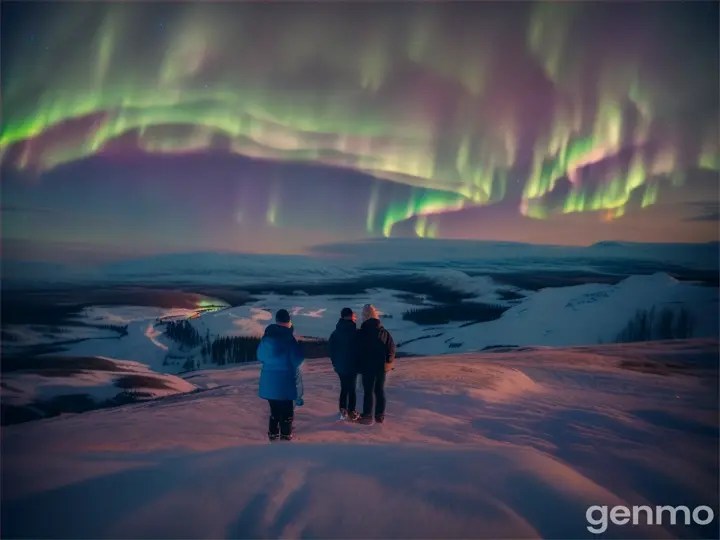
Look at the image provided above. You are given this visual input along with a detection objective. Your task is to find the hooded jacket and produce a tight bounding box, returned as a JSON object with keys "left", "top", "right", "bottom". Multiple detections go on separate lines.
{"left": 257, "top": 324, "right": 304, "bottom": 400}
{"left": 328, "top": 318, "right": 359, "bottom": 375}
{"left": 357, "top": 318, "right": 396, "bottom": 374}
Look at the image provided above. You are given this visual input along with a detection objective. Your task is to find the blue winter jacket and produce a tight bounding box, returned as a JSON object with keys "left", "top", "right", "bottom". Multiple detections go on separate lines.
{"left": 257, "top": 324, "right": 305, "bottom": 401}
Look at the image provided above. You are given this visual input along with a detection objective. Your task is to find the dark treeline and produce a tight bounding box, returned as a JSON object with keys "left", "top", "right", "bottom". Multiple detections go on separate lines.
{"left": 615, "top": 307, "right": 695, "bottom": 343}
{"left": 301, "top": 339, "right": 330, "bottom": 359}
{"left": 163, "top": 318, "right": 331, "bottom": 371}
{"left": 164, "top": 320, "right": 202, "bottom": 348}
{"left": 94, "top": 323, "right": 129, "bottom": 336}
{"left": 402, "top": 302, "right": 508, "bottom": 326}
{"left": 199, "top": 336, "right": 330, "bottom": 366}
{"left": 202, "top": 335, "right": 261, "bottom": 366}
{"left": 175, "top": 334, "right": 331, "bottom": 371}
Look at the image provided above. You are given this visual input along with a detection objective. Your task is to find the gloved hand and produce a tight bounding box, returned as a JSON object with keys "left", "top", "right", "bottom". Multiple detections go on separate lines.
{"left": 296, "top": 397, "right": 304, "bottom": 407}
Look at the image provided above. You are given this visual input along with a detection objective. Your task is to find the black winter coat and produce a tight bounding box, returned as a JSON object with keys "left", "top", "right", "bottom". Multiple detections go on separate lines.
{"left": 328, "top": 318, "right": 359, "bottom": 375}
{"left": 357, "top": 318, "right": 396, "bottom": 374}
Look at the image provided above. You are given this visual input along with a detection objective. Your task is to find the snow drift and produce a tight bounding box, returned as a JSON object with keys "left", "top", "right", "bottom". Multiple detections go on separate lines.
{"left": 2, "top": 340, "right": 717, "bottom": 539}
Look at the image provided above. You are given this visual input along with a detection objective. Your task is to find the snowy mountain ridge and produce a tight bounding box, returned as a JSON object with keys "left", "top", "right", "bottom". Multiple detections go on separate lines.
{"left": 3, "top": 239, "right": 717, "bottom": 286}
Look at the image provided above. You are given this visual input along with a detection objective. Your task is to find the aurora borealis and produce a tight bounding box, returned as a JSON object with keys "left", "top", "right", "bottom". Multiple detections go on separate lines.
{"left": 2, "top": 1, "right": 718, "bottom": 258}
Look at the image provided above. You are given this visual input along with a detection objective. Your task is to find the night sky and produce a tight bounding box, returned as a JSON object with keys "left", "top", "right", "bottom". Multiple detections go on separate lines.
{"left": 1, "top": 1, "right": 718, "bottom": 263}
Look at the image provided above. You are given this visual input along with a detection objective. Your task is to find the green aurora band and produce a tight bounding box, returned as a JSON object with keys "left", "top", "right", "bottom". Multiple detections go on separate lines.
{"left": 1, "top": 2, "right": 718, "bottom": 238}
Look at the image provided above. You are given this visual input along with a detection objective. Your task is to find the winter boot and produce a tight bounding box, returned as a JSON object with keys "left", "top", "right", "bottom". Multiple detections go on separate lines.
{"left": 339, "top": 408, "right": 349, "bottom": 420}
{"left": 358, "top": 414, "right": 375, "bottom": 425}
{"left": 375, "top": 414, "right": 385, "bottom": 424}
{"left": 280, "top": 416, "right": 294, "bottom": 440}
{"left": 348, "top": 410, "right": 361, "bottom": 422}
{"left": 268, "top": 432, "right": 280, "bottom": 442}
{"left": 268, "top": 415, "right": 280, "bottom": 438}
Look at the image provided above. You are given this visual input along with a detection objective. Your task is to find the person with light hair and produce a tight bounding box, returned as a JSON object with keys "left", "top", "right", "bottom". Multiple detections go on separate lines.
{"left": 361, "top": 304, "right": 378, "bottom": 320}
{"left": 356, "top": 304, "right": 396, "bottom": 425}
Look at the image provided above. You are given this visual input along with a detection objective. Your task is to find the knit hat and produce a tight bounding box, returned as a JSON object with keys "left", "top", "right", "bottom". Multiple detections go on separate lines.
{"left": 340, "top": 307, "right": 354, "bottom": 319}
{"left": 275, "top": 309, "right": 291, "bottom": 324}
{"left": 361, "top": 304, "right": 378, "bottom": 321}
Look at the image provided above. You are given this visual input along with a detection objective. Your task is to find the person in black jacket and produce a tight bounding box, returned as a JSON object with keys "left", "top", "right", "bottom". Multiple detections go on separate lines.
{"left": 328, "top": 307, "right": 360, "bottom": 421}
{"left": 357, "top": 304, "right": 396, "bottom": 425}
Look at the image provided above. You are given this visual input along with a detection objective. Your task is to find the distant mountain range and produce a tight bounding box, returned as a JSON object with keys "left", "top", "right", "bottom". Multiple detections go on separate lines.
{"left": 2, "top": 239, "right": 718, "bottom": 287}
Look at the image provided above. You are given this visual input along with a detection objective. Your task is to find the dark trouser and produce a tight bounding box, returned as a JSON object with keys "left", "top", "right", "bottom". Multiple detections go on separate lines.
{"left": 268, "top": 399, "right": 294, "bottom": 436}
{"left": 362, "top": 370, "right": 387, "bottom": 417}
{"left": 338, "top": 372, "right": 357, "bottom": 412}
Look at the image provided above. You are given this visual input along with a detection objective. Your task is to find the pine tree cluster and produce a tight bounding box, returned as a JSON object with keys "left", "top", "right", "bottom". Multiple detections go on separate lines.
{"left": 201, "top": 335, "right": 260, "bottom": 365}
{"left": 164, "top": 320, "right": 202, "bottom": 348}
{"left": 402, "top": 302, "right": 508, "bottom": 325}
{"left": 615, "top": 306, "right": 695, "bottom": 343}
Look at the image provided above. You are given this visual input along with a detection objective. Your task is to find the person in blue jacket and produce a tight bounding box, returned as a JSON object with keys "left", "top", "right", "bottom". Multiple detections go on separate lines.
{"left": 257, "top": 309, "right": 304, "bottom": 441}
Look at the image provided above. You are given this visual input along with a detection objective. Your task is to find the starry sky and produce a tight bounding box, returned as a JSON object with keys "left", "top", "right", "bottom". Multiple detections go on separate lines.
{"left": 1, "top": 1, "right": 718, "bottom": 263}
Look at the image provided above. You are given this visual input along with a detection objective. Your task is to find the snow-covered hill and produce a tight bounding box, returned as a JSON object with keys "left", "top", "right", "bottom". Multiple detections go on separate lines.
{"left": 2, "top": 340, "right": 717, "bottom": 539}
{"left": 2, "top": 356, "right": 196, "bottom": 424}
{"left": 401, "top": 272, "right": 719, "bottom": 354}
